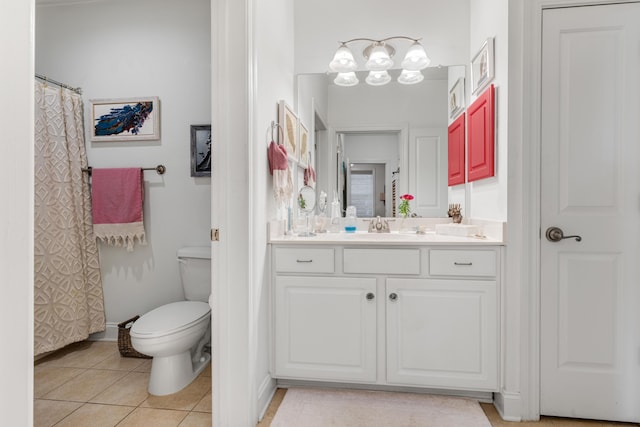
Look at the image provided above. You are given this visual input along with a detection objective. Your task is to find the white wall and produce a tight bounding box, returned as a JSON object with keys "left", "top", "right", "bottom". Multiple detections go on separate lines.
{"left": 468, "top": 0, "right": 509, "bottom": 221}
{"left": 254, "top": 0, "right": 295, "bottom": 416}
{"left": 0, "top": 0, "right": 34, "bottom": 423}
{"left": 328, "top": 78, "right": 447, "bottom": 128}
{"left": 294, "top": 0, "right": 470, "bottom": 74}
{"left": 35, "top": 0, "right": 212, "bottom": 327}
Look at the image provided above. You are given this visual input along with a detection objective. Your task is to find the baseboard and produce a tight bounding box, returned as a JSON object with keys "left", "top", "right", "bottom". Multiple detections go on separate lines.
{"left": 89, "top": 322, "right": 118, "bottom": 342}
{"left": 257, "top": 375, "right": 277, "bottom": 421}
{"left": 494, "top": 390, "right": 522, "bottom": 422}
{"left": 276, "top": 379, "right": 493, "bottom": 403}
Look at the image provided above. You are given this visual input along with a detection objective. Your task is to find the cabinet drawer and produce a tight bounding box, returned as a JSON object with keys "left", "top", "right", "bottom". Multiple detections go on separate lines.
{"left": 275, "top": 248, "right": 335, "bottom": 273}
{"left": 429, "top": 249, "right": 496, "bottom": 277}
{"left": 343, "top": 248, "right": 420, "bottom": 275}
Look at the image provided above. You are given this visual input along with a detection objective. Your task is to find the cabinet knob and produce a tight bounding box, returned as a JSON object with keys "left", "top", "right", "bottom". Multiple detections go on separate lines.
{"left": 366, "top": 292, "right": 375, "bottom": 301}
{"left": 388, "top": 293, "right": 398, "bottom": 302}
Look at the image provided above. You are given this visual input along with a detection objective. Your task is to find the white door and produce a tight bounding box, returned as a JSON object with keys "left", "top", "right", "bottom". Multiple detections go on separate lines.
{"left": 540, "top": 3, "right": 640, "bottom": 422}
{"left": 408, "top": 128, "right": 448, "bottom": 218}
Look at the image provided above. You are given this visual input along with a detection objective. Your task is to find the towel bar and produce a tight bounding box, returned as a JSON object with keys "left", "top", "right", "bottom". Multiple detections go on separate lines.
{"left": 82, "top": 165, "right": 166, "bottom": 175}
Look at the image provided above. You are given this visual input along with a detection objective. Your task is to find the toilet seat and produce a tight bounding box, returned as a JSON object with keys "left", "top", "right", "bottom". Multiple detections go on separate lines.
{"left": 131, "top": 301, "right": 210, "bottom": 339}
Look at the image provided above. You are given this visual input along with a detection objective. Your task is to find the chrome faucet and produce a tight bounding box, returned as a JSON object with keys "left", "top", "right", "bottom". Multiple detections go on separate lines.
{"left": 368, "top": 216, "right": 390, "bottom": 233}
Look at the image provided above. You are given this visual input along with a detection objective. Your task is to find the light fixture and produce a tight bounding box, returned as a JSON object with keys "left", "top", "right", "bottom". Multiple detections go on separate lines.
{"left": 365, "top": 70, "right": 392, "bottom": 86}
{"left": 329, "top": 36, "right": 430, "bottom": 87}
{"left": 364, "top": 42, "right": 394, "bottom": 71}
{"left": 401, "top": 41, "right": 431, "bottom": 71}
{"left": 329, "top": 44, "right": 357, "bottom": 73}
{"left": 397, "top": 69, "right": 424, "bottom": 85}
{"left": 334, "top": 72, "right": 359, "bottom": 87}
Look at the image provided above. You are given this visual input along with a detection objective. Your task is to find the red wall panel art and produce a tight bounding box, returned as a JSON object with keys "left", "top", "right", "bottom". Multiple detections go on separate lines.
{"left": 467, "top": 84, "right": 495, "bottom": 182}
{"left": 447, "top": 113, "right": 466, "bottom": 186}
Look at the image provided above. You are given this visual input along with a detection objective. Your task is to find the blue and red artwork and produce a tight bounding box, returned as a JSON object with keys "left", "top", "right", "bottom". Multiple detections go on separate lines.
{"left": 94, "top": 101, "right": 153, "bottom": 136}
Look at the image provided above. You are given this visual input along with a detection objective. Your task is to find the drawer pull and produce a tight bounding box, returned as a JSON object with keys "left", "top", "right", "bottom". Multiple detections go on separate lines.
{"left": 296, "top": 259, "right": 313, "bottom": 263}
{"left": 454, "top": 262, "right": 473, "bottom": 266}
{"left": 389, "top": 293, "right": 398, "bottom": 302}
{"left": 366, "top": 292, "right": 375, "bottom": 301}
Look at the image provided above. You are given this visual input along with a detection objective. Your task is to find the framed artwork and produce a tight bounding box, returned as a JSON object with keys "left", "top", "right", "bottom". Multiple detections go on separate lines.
{"left": 278, "top": 100, "right": 298, "bottom": 161}
{"left": 471, "top": 37, "right": 495, "bottom": 95}
{"left": 467, "top": 85, "right": 495, "bottom": 182}
{"left": 298, "top": 121, "right": 309, "bottom": 168}
{"left": 449, "top": 77, "right": 465, "bottom": 120}
{"left": 190, "top": 124, "right": 212, "bottom": 177}
{"left": 90, "top": 96, "right": 160, "bottom": 142}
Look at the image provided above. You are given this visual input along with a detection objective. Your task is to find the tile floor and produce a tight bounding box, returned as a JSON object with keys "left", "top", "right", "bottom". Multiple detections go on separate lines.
{"left": 37, "top": 342, "right": 639, "bottom": 427}
{"left": 34, "top": 341, "right": 211, "bottom": 427}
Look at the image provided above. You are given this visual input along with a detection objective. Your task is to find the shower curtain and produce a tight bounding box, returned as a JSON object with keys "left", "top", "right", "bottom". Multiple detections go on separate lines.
{"left": 34, "top": 80, "right": 105, "bottom": 355}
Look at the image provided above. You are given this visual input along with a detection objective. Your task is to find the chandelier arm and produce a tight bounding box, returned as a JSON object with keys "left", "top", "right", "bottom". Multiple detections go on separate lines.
{"left": 380, "top": 36, "right": 421, "bottom": 43}
{"left": 340, "top": 37, "right": 380, "bottom": 45}
{"left": 340, "top": 36, "right": 421, "bottom": 45}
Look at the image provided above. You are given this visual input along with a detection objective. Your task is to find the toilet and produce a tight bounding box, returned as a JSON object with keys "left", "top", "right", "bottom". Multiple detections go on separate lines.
{"left": 130, "top": 246, "right": 211, "bottom": 395}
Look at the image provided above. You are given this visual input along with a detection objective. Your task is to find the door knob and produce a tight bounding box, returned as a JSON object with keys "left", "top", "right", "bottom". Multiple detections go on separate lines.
{"left": 545, "top": 226, "right": 582, "bottom": 242}
{"left": 366, "top": 292, "right": 375, "bottom": 301}
{"left": 389, "top": 293, "right": 398, "bottom": 302}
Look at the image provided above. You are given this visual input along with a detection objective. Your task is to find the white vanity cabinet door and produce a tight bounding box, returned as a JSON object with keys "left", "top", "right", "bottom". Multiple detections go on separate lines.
{"left": 274, "top": 276, "right": 377, "bottom": 382}
{"left": 385, "top": 278, "right": 498, "bottom": 391}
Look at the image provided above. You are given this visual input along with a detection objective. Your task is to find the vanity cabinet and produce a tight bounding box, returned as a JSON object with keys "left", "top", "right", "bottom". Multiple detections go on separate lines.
{"left": 386, "top": 278, "right": 497, "bottom": 390}
{"left": 272, "top": 244, "right": 500, "bottom": 392}
{"left": 274, "top": 276, "right": 377, "bottom": 382}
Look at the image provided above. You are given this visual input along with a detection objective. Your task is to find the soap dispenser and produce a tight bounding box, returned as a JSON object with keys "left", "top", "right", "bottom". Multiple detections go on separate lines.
{"left": 345, "top": 205, "right": 357, "bottom": 233}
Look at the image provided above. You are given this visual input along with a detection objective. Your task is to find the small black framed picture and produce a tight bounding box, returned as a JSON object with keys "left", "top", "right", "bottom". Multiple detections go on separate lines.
{"left": 190, "top": 124, "right": 211, "bottom": 177}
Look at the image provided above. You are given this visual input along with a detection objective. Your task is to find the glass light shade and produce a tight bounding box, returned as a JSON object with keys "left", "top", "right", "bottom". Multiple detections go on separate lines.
{"left": 365, "top": 43, "right": 393, "bottom": 71}
{"left": 365, "top": 70, "right": 391, "bottom": 86}
{"left": 329, "top": 45, "right": 357, "bottom": 73}
{"left": 334, "top": 72, "right": 359, "bottom": 87}
{"left": 401, "top": 41, "right": 430, "bottom": 71}
{"left": 397, "top": 69, "right": 424, "bottom": 85}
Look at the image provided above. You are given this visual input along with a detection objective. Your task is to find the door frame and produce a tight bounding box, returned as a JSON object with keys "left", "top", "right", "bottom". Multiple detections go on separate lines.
{"left": 520, "top": 0, "right": 640, "bottom": 420}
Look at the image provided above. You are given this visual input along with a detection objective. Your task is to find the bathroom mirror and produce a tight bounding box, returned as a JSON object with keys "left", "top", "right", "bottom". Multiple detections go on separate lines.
{"left": 297, "top": 185, "right": 316, "bottom": 236}
{"left": 297, "top": 65, "right": 462, "bottom": 218}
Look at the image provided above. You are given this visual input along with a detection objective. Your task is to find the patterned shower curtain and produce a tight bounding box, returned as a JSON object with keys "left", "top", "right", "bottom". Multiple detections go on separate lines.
{"left": 34, "top": 80, "right": 105, "bottom": 355}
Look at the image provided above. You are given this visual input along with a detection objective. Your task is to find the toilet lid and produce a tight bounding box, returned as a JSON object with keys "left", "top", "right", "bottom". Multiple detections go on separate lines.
{"left": 130, "top": 301, "right": 210, "bottom": 338}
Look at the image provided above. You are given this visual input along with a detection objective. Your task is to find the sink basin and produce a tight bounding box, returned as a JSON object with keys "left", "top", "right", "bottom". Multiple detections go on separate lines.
{"left": 345, "top": 232, "right": 425, "bottom": 240}
{"left": 435, "top": 224, "right": 479, "bottom": 237}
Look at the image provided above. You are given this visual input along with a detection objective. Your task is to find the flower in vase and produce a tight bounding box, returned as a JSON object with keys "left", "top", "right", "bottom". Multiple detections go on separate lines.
{"left": 398, "top": 194, "right": 414, "bottom": 217}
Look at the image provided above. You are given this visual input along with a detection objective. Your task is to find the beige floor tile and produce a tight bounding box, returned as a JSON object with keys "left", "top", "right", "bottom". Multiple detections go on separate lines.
{"left": 179, "top": 411, "right": 212, "bottom": 427}
{"left": 38, "top": 341, "right": 118, "bottom": 369}
{"left": 133, "top": 358, "right": 153, "bottom": 373}
{"left": 92, "top": 353, "right": 147, "bottom": 371}
{"left": 34, "top": 365, "right": 85, "bottom": 398}
{"left": 90, "top": 371, "right": 151, "bottom": 406}
{"left": 192, "top": 390, "right": 211, "bottom": 413}
{"left": 54, "top": 403, "right": 134, "bottom": 427}
{"left": 141, "top": 375, "right": 210, "bottom": 411}
{"left": 33, "top": 399, "right": 82, "bottom": 427}
{"left": 118, "top": 407, "right": 189, "bottom": 427}
{"left": 199, "top": 362, "right": 211, "bottom": 377}
{"left": 43, "top": 368, "right": 128, "bottom": 402}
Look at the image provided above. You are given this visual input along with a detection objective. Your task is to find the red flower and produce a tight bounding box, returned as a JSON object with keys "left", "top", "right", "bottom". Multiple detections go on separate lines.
{"left": 398, "top": 194, "right": 414, "bottom": 217}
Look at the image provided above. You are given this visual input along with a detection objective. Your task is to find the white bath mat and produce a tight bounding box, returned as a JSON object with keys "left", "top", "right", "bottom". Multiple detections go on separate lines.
{"left": 270, "top": 387, "right": 492, "bottom": 427}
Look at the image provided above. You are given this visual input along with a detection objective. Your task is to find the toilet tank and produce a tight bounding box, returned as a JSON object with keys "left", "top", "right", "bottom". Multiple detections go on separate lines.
{"left": 177, "top": 246, "right": 211, "bottom": 302}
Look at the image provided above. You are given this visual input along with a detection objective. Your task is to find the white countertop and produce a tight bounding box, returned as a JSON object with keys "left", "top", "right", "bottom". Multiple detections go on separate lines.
{"left": 269, "top": 230, "right": 503, "bottom": 246}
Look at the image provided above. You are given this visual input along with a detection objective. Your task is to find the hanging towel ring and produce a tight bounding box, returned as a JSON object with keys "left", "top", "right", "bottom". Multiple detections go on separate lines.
{"left": 269, "top": 121, "right": 284, "bottom": 145}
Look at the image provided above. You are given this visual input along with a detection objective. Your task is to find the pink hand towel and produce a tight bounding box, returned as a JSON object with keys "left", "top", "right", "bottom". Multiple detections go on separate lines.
{"left": 91, "top": 168, "right": 146, "bottom": 251}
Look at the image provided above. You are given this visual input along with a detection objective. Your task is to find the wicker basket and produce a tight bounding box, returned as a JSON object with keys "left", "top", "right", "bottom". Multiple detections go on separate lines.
{"left": 117, "top": 315, "right": 151, "bottom": 359}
